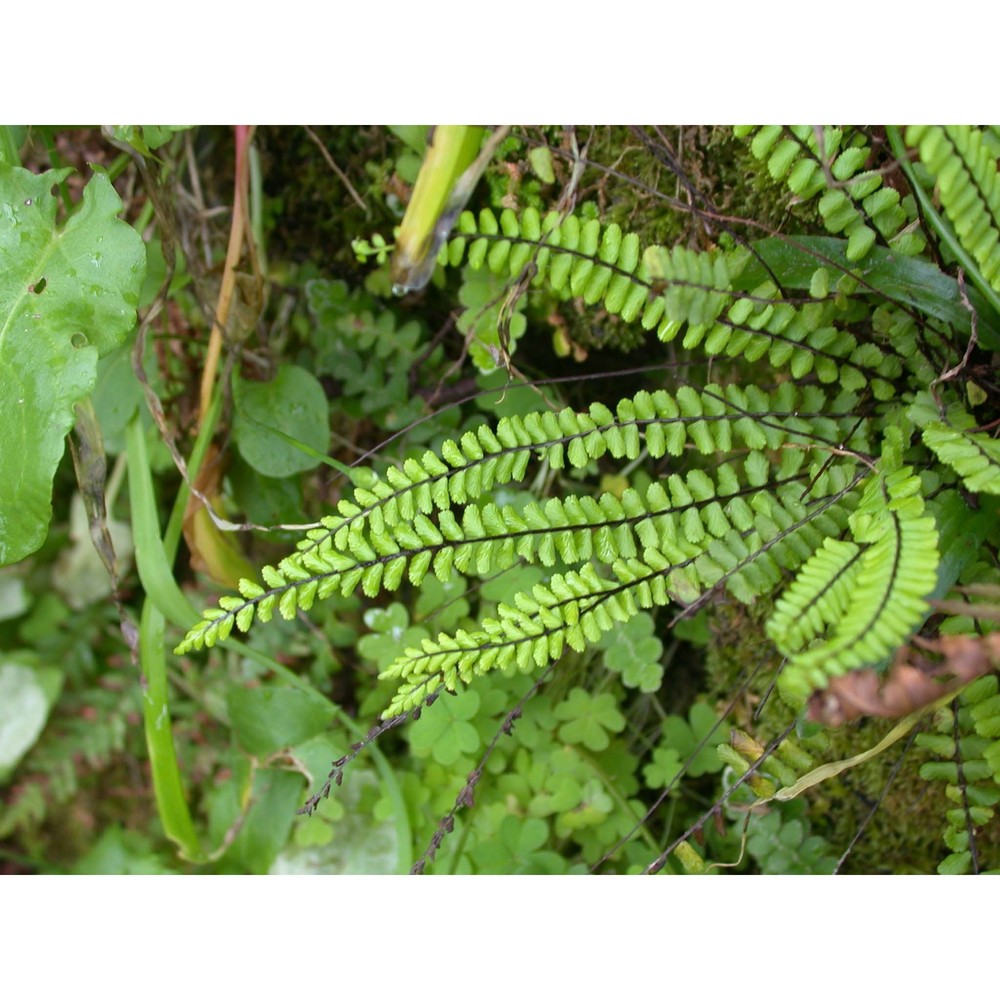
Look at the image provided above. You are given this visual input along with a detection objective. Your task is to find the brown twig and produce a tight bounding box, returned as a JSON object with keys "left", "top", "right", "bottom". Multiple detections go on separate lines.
{"left": 303, "top": 125, "right": 368, "bottom": 214}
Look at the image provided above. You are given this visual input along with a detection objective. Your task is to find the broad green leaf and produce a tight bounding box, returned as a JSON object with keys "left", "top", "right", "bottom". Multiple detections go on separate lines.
{"left": 91, "top": 344, "right": 144, "bottom": 454}
{"left": 229, "top": 458, "right": 304, "bottom": 528}
{"left": 232, "top": 363, "right": 330, "bottom": 477}
{"left": 0, "top": 165, "right": 145, "bottom": 565}
{"left": 0, "top": 659, "right": 63, "bottom": 783}
{"left": 227, "top": 686, "right": 335, "bottom": 756}
{"left": 214, "top": 766, "right": 305, "bottom": 874}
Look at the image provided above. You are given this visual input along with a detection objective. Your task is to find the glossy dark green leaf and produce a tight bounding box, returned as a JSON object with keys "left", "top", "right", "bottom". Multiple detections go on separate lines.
{"left": 735, "top": 236, "right": 1000, "bottom": 348}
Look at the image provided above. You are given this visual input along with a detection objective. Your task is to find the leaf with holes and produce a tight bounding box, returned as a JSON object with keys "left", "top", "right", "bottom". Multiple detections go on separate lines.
{"left": 0, "top": 165, "right": 145, "bottom": 565}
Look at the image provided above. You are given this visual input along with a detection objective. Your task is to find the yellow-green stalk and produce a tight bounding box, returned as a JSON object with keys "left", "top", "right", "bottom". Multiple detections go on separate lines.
{"left": 390, "top": 126, "right": 486, "bottom": 294}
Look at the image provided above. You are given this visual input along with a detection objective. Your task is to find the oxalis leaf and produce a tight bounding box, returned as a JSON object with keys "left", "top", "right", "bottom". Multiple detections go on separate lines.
{"left": 0, "top": 165, "right": 145, "bottom": 565}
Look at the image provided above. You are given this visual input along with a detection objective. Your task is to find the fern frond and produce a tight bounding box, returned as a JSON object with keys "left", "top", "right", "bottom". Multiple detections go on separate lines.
{"left": 380, "top": 459, "right": 865, "bottom": 716}
{"left": 917, "top": 673, "right": 1000, "bottom": 874}
{"left": 766, "top": 536, "right": 864, "bottom": 654}
{"left": 380, "top": 562, "right": 634, "bottom": 714}
{"left": 736, "top": 125, "right": 924, "bottom": 260}
{"left": 771, "top": 438, "right": 941, "bottom": 702}
{"left": 445, "top": 205, "right": 908, "bottom": 396}
{"left": 922, "top": 422, "right": 1000, "bottom": 496}
{"left": 909, "top": 391, "right": 1000, "bottom": 496}
{"left": 906, "top": 126, "right": 1000, "bottom": 292}
{"left": 691, "top": 274, "right": 903, "bottom": 398}
{"left": 447, "top": 206, "right": 733, "bottom": 334}
{"left": 175, "top": 384, "right": 870, "bottom": 655}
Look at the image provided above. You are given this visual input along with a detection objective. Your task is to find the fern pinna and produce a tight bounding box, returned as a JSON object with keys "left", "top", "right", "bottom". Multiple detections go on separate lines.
{"left": 178, "top": 128, "right": 1000, "bottom": 732}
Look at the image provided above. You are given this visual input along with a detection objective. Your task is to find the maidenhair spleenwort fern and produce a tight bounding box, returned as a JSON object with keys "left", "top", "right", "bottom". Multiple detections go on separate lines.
{"left": 439, "top": 203, "right": 909, "bottom": 398}
{"left": 917, "top": 671, "right": 1000, "bottom": 874}
{"left": 176, "top": 380, "right": 873, "bottom": 713}
{"left": 767, "top": 427, "right": 940, "bottom": 701}
{"left": 904, "top": 126, "right": 1000, "bottom": 293}
{"left": 736, "top": 125, "right": 926, "bottom": 262}
{"left": 179, "top": 126, "right": 1000, "bottom": 779}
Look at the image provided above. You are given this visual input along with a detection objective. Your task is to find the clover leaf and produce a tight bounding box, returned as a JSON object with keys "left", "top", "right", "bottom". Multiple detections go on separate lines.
{"left": 470, "top": 815, "right": 566, "bottom": 874}
{"left": 643, "top": 746, "right": 684, "bottom": 790}
{"left": 600, "top": 613, "right": 664, "bottom": 693}
{"left": 413, "top": 573, "right": 470, "bottom": 633}
{"left": 554, "top": 688, "right": 626, "bottom": 752}
{"left": 357, "top": 603, "right": 430, "bottom": 670}
{"left": 656, "top": 702, "right": 728, "bottom": 777}
{"left": 407, "top": 689, "right": 482, "bottom": 765}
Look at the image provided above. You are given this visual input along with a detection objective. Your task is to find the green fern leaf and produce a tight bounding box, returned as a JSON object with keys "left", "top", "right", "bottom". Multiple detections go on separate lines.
{"left": 774, "top": 449, "right": 940, "bottom": 702}
{"left": 907, "top": 125, "right": 1000, "bottom": 291}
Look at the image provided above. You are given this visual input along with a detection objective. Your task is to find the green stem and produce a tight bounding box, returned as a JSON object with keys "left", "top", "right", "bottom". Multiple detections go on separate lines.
{"left": 126, "top": 416, "right": 198, "bottom": 630}
{"left": 0, "top": 126, "right": 23, "bottom": 166}
{"left": 126, "top": 389, "right": 224, "bottom": 864}
{"left": 391, "top": 125, "right": 486, "bottom": 293}
{"left": 249, "top": 141, "right": 268, "bottom": 277}
{"left": 37, "top": 128, "right": 74, "bottom": 213}
{"left": 139, "top": 600, "right": 202, "bottom": 861}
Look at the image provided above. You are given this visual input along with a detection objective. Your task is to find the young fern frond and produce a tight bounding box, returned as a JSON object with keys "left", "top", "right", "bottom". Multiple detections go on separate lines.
{"left": 769, "top": 433, "right": 940, "bottom": 702}
{"left": 906, "top": 126, "right": 1000, "bottom": 292}
{"left": 735, "top": 125, "right": 925, "bottom": 260}
{"left": 922, "top": 423, "right": 1000, "bottom": 496}
{"left": 909, "top": 391, "right": 1000, "bottom": 496}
